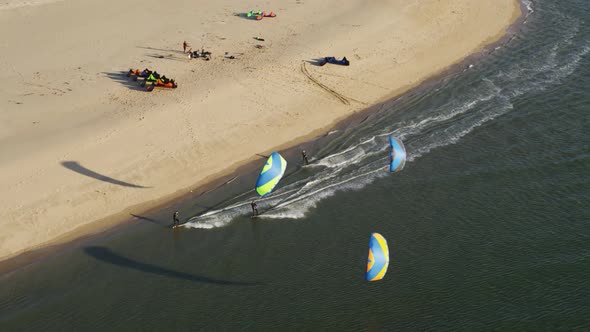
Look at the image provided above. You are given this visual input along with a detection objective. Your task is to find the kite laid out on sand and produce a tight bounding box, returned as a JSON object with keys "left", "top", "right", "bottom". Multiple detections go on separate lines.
{"left": 247, "top": 10, "right": 276, "bottom": 20}
{"left": 127, "top": 68, "right": 152, "bottom": 79}
{"left": 127, "top": 70, "right": 177, "bottom": 91}
{"left": 144, "top": 78, "right": 177, "bottom": 91}
{"left": 319, "top": 57, "right": 350, "bottom": 66}
{"left": 127, "top": 69, "right": 163, "bottom": 83}
{"left": 366, "top": 233, "right": 390, "bottom": 282}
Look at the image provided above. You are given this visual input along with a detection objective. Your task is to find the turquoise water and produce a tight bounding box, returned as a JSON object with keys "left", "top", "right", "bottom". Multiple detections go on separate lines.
{"left": 2, "top": 0, "right": 590, "bottom": 330}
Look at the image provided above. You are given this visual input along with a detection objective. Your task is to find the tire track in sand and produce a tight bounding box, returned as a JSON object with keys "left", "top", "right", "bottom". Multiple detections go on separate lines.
{"left": 300, "top": 62, "right": 351, "bottom": 105}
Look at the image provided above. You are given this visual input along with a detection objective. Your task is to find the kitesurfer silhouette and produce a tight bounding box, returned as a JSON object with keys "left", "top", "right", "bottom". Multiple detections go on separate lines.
{"left": 251, "top": 201, "right": 258, "bottom": 217}
{"left": 302, "top": 150, "right": 309, "bottom": 165}
{"left": 173, "top": 211, "right": 180, "bottom": 227}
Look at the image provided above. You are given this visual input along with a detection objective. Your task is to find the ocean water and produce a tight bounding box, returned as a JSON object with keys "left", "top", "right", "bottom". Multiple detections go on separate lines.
{"left": 2, "top": 0, "right": 590, "bottom": 330}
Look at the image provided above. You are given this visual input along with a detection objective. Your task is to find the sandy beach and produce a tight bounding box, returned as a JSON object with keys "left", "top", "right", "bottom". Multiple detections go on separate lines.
{"left": 0, "top": 0, "right": 520, "bottom": 262}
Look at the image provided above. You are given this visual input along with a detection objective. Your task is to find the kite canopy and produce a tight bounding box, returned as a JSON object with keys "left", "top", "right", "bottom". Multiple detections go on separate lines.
{"left": 366, "top": 233, "right": 389, "bottom": 282}
{"left": 389, "top": 136, "right": 406, "bottom": 173}
{"left": 255, "top": 152, "right": 287, "bottom": 197}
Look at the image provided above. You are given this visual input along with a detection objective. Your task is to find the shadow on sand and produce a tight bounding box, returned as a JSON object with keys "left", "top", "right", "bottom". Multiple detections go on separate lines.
{"left": 145, "top": 54, "right": 186, "bottom": 62}
{"left": 61, "top": 161, "right": 150, "bottom": 188}
{"left": 130, "top": 213, "right": 168, "bottom": 227}
{"left": 137, "top": 46, "right": 184, "bottom": 54}
{"left": 85, "top": 246, "right": 260, "bottom": 286}
{"left": 103, "top": 71, "right": 148, "bottom": 91}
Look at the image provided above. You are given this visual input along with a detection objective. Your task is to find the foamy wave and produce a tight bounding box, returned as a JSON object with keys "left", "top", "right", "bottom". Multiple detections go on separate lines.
{"left": 506, "top": 43, "right": 590, "bottom": 98}
{"left": 407, "top": 96, "right": 514, "bottom": 162}
{"left": 523, "top": 0, "right": 534, "bottom": 14}
{"left": 396, "top": 79, "right": 502, "bottom": 139}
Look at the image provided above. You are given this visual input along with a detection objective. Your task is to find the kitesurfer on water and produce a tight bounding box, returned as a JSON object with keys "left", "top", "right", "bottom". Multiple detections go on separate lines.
{"left": 302, "top": 150, "right": 309, "bottom": 165}
{"left": 251, "top": 201, "right": 258, "bottom": 217}
{"left": 173, "top": 211, "right": 180, "bottom": 227}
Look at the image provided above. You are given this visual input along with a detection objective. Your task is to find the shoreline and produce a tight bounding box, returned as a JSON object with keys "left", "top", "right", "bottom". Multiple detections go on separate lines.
{"left": 0, "top": 0, "right": 523, "bottom": 274}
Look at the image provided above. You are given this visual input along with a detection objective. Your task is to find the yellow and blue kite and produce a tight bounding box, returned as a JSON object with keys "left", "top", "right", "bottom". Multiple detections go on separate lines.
{"left": 366, "top": 233, "right": 389, "bottom": 282}
{"left": 255, "top": 152, "right": 287, "bottom": 197}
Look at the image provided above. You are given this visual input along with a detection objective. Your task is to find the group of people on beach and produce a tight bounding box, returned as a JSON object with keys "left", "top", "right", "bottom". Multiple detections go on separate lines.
{"left": 183, "top": 41, "right": 211, "bottom": 61}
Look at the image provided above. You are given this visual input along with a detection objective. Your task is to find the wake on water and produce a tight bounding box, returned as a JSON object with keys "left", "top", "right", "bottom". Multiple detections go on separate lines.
{"left": 185, "top": 1, "right": 589, "bottom": 229}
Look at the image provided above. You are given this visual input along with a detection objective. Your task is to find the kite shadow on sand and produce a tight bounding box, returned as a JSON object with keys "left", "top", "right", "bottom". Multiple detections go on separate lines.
{"left": 135, "top": 46, "right": 186, "bottom": 61}
{"left": 61, "top": 161, "right": 150, "bottom": 188}
{"left": 84, "top": 246, "right": 260, "bottom": 286}
{"left": 137, "top": 46, "right": 185, "bottom": 54}
{"left": 144, "top": 54, "right": 185, "bottom": 62}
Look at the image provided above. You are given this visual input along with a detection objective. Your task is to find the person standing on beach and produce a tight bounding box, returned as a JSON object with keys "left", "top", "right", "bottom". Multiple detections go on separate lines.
{"left": 173, "top": 211, "right": 180, "bottom": 227}
{"left": 302, "top": 150, "right": 309, "bottom": 165}
{"left": 251, "top": 201, "right": 258, "bottom": 217}
{"left": 183, "top": 41, "right": 189, "bottom": 53}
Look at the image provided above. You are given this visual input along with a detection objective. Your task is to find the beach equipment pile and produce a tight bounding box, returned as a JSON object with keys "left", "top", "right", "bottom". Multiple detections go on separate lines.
{"left": 247, "top": 10, "right": 276, "bottom": 20}
{"left": 127, "top": 68, "right": 177, "bottom": 91}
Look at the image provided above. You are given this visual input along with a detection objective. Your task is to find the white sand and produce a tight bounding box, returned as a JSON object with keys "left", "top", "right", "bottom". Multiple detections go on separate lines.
{"left": 0, "top": 0, "right": 521, "bottom": 261}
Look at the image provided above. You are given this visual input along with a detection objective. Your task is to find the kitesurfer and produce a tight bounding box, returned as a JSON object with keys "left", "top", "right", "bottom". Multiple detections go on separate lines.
{"left": 183, "top": 41, "right": 189, "bottom": 53}
{"left": 251, "top": 201, "right": 258, "bottom": 217}
{"left": 302, "top": 150, "right": 309, "bottom": 165}
{"left": 173, "top": 211, "right": 180, "bottom": 227}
